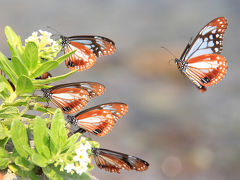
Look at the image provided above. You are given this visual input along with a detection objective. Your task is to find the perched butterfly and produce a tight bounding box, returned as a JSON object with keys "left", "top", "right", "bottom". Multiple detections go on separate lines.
{"left": 92, "top": 148, "right": 149, "bottom": 173}
{"left": 67, "top": 102, "right": 128, "bottom": 136}
{"left": 175, "top": 17, "right": 228, "bottom": 92}
{"left": 35, "top": 72, "right": 52, "bottom": 80}
{"left": 61, "top": 35, "right": 116, "bottom": 71}
{"left": 41, "top": 82, "right": 105, "bottom": 114}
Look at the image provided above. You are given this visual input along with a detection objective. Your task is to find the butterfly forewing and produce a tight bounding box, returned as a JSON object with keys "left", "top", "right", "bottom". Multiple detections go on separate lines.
{"left": 68, "top": 103, "right": 128, "bottom": 136}
{"left": 68, "top": 35, "right": 116, "bottom": 57}
{"left": 92, "top": 148, "right": 149, "bottom": 173}
{"left": 183, "top": 17, "right": 227, "bottom": 61}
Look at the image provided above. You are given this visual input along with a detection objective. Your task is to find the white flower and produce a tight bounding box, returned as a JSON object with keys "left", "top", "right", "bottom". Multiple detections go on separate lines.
{"left": 73, "top": 151, "right": 89, "bottom": 164}
{"left": 64, "top": 163, "right": 75, "bottom": 173}
{"left": 74, "top": 164, "right": 88, "bottom": 175}
{"left": 39, "top": 29, "right": 52, "bottom": 37}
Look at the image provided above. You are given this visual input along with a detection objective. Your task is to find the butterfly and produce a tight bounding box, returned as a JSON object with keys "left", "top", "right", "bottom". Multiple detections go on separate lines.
{"left": 67, "top": 102, "right": 128, "bottom": 136}
{"left": 61, "top": 35, "right": 116, "bottom": 71}
{"left": 41, "top": 82, "right": 105, "bottom": 114}
{"left": 175, "top": 17, "right": 228, "bottom": 92}
{"left": 92, "top": 148, "right": 149, "bottom": 173}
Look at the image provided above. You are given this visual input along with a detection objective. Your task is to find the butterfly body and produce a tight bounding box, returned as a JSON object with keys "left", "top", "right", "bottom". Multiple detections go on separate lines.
{"left": 67, "top": 102, "right": 128, "bottom": 136}
{"left": 61, "top": 35, "right": 116, "bottom": 71}
{"left": 176, "top": 17, "right": 228, "bottom": 92}
{"left": 92, "top": 148, "right": 149, "bottom": 173}
{"left": 41, "top": 82, "right": 105, "bottom": 114}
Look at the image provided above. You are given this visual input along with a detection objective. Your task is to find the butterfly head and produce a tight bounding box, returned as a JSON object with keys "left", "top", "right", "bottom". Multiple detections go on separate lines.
{"left": 66, "top": 115, "right": 77, "bottom": 125}
{"left": 60, "top": 35, "right": 69, "bottom": 48}
{"left": 175, "top": 58, "right": 186, "bottom": 71}
{"left": 41, "top": 88, "right": 51, "bottom": 99}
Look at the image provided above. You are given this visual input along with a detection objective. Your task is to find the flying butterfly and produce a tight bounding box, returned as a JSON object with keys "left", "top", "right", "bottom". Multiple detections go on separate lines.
{"left": 41, "top": 82, "right": 105, "bottom": 114}
{"left": 92, "top": 148, "right": 149, "bottom": 173}
{"left": 175, "top": 17, "right": 228, "bottom": 92}
{"left": 67, "top": 102, "right": 128, "bottom": 136}
{"left": 61, "top": 35, "right": 116, "bottom": 71}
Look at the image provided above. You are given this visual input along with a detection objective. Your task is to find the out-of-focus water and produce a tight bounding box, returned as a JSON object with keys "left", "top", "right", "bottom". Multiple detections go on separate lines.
{"left": 1, "top": 0, "right": 240, "bottom": 179}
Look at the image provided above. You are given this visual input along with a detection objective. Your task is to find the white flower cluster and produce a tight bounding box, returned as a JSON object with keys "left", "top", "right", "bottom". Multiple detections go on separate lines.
{"left": 25, "top": 30, "right": 61, "bottom": 60}
{"left": 64, "top": 137, "right": 92, "bottom": 175}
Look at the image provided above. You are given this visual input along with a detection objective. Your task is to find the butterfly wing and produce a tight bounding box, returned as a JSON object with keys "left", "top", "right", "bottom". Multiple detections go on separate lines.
{"left": 184, "top": 54, "right": 227, "bottom": 92}
{"left": 92, "top": 148, "right": 149, "bottom": 173}
{"left": 182, "top": 17, "right": 227, "bottom": 61}
{"left": 50, "top": 88, "right": 90, "bottom": 114}
{"left": 71, "top": 103, "right": 128, "bottom": 136}
{"left": 63, "top": 35, "right": 116, "bottom": 71}
{"left": 50, "top": 82, "right": 105, "bottom": 99}
{"left": 64, "top": 41, "right": 96, "bottom": 71}
{"left": 68, "top": 35, "right": 116, "bottom": 57}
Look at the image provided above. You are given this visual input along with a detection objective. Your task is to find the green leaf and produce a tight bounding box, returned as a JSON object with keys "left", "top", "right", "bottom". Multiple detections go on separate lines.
{"left": 30, "top": 61, "right": 58, "bottom": 79}
{"left": 55, "top": 50, "right": 76, "bottom": 64}
{"left": 16, "top": 75, "right": 34, "bottom": 95}
{"left": 4, "top": 98, "right": 29, "bottom": 107}
{"left": 0, "top": 137, "right": 9, "bottom": 148}
{"left": 5, "top": 26, "right": 24, "bottom": 53}
{"left": 49, "top": 109, "right": 67, "bottom": 154}
{"left": 0, "top": 74, "right": 14, "bottom": 94}
{"left": 24, "top": 42, "right": 38, "bottom": 71}
{"left": 15, "top": 156, "right": 34, "bottom": 171}
{"left": 0, "top": 147, "right": 10, "bottom": 169}
{"left": 11, "top": 56, "right": 28, "bottom": 76}
{"left": 33, "top": 117, "right": 51, "bottom": 159}
{"left": 0, "top": 51, "right": 17, "bottom": 85}
{"left": 11, "top": 120, "right": 31, "bottom": 158}
{"left": 62, "top": 133, "right": 80, "bottom": 152}
{"left": 43, "top": 166, "right": 92, "bottom": 180}
{"left": 31, "top": 153, "right": 48, "bottom": 167}
{"left": 33, "top": 70, "right": 76, "bottom": 86}
{"left": 0, "top": 107, "right": 19, "bottom": 119}
{"left": 0, "top": 123, "right": 8, "bottom": 140}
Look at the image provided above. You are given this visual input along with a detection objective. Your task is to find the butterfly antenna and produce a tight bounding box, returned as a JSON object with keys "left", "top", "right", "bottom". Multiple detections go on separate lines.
{"left": 161, "top": 46, "right": 177, "bottom": 59}
{"left": 46, "top": 26, "right": 62, "bottom": 38}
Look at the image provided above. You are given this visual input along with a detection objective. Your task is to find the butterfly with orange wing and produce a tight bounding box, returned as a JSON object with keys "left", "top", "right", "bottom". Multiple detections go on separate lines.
{"left": 67, "top": 102, "right": 128, "bottom": 136}
{"left": 61, "top": 35, "right": 116, "bottom": 71}
{"left": 175, "top": 17, "right": 228, "bottom": 92}
{"left": 41, "top": 82, "right": 105, "bottom": 114}
{"left": 92, "top": 148, "right": 149, "bottom": 173}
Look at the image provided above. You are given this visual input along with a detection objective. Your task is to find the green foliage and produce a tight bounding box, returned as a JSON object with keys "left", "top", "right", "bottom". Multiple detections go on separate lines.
{"left": 0, "top": 27, "right": 98, "bottom": 179}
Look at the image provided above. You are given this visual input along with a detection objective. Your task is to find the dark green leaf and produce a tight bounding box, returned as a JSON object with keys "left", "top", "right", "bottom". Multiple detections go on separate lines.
{"left": 34, "top": 117, "right": 51, "bottom": 159}
{"left": 0, "top": 137, "right": 9, "bottom": 148}
{"left": 31, "top": 153, "right": 48, "bottom": 167}
{"left": 12, "top": 56, "right": 28, "bottom": 76}
{"left": 24, "top": 42, "right": 39, "bottom": 71}
{"left": 15, "top": 156, "right": 34, "bottom": 171}
{"left": 0, "top": 147, "right": 10, "bottom": 169}
{"left": 21, "top": 114, "right": 36, "bottom": 119}
{"left": 11, "top": 120, "right": 31, "bottom": 158}
{"left": 32, "top": 70, "right": 76, "bottom": 86}
{"left": 16, "top": 75, "right": 34, "bottom": 95}
{"left": 0, "top": 107, "right": 19, "bottom": 119}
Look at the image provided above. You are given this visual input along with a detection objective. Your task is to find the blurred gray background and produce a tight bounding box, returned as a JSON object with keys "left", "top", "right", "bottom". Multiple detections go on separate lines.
{"left": 0, "top": 0, "right": 240, "bottom": 179}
